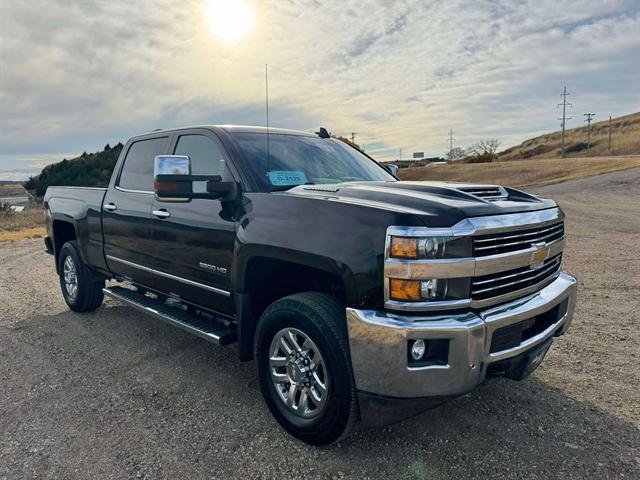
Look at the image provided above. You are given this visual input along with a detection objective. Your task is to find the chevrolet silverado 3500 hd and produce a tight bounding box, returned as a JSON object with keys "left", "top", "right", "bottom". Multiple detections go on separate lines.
{"left": 44, "top": 125, "right": 577, "bottom": 445}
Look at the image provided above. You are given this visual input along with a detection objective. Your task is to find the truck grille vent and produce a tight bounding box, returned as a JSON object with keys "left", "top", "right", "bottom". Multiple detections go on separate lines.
{"left": 473, "top": 222, "right": 564, "bottom": 256}
{"left": 471, "top": 254, "right": 562, "bottom": 301}
{"left": 458, "top": 186, "right": 508, "bottom": 201}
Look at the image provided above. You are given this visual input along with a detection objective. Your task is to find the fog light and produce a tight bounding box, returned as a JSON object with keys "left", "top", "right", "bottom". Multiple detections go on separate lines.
{"left": 421, "top": 279, "right": 446, "bottom": 299}
{"left": 411, "top": 339, "right": 426, "bottom": 361}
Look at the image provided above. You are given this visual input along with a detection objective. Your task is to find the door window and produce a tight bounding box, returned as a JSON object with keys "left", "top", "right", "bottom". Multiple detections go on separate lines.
{"left": 119, "top": 137, "right": 169, "bottom": 191}
{"left": 174, "top": 135, "right": 226, "bottom": 176}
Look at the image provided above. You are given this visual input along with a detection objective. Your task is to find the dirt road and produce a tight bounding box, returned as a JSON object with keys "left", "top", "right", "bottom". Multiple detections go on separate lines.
{"left": 1, "top": 169, "right": 639, "bottom": 479}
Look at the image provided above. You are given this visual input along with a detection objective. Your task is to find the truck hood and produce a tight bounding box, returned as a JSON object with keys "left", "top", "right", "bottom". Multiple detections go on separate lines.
{"left": 281, "top": 181, "right": 557, "bottom": 227}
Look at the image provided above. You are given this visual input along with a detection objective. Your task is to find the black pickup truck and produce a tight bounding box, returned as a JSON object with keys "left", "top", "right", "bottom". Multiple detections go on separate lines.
{"left": 44, "top": 125, "right": 577, "bottom": 445}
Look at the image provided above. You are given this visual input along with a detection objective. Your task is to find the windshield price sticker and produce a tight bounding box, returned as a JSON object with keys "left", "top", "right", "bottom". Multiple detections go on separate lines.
{"left": 267, "top": 170, "right": 308, "bottom": 186}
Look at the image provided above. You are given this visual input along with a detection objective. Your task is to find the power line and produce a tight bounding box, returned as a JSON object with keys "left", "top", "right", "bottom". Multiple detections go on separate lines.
{"left": 557, "top": 86, "right": 572, "bottom": 158}
{"left": 584, "top": 113, "right": 595, "bottom": 150}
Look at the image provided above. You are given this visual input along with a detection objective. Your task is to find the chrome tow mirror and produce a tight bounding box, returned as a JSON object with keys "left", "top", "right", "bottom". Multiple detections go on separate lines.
{"left": 153, "top": 155, "right": 239, "bottom": 202}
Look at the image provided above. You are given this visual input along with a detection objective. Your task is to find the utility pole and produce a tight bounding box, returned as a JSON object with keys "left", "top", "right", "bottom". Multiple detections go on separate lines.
{"left": 608, "top": 116, "right": 612, "bottom": 153}
{"left": 584, "top": 113, "right": 595, "bottom": 150}
{"left": 557, "top": 86, "right": 572, "bottom": 158}
{"left": 448, "top": 129, "right": 454, "bottom": 153}
{"left": 399, "top": 148, "right": 402, "bottom": 162}
{"left": 350, "top": 132, "right": 356, "bottom": 144}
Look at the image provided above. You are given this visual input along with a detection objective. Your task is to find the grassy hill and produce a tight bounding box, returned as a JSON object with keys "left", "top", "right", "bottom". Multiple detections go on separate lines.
{"left": 499, "top": 111, "right": 640, "bottom": 161}
{"left": 25, "top": 143, "right": 123, "bottom": 197}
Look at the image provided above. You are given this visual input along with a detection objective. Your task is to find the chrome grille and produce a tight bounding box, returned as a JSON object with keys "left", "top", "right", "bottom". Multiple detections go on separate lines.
{"left": 384, "top": 209, "right": 566, "bottom": 312}
{"left": 473, "top": 221, "right": 564, "bottom": 256}
{"left": 472, "top": 254, "right": 562, "bottom": 301}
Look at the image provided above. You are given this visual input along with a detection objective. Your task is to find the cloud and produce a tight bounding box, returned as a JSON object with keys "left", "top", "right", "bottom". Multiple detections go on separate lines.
{"left": 0, "top": 153, "right": 77, "bottom": 180}
{"left": 346, "top": 10, "right": 408, "bottom": 58}
{"left": 1, "top": 0, "right": 639, "bottom": 180}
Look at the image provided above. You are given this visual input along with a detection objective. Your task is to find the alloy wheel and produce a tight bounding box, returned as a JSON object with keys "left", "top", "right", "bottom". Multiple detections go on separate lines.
{"left": 269, "top": 327, "right": 328, "bottom": 418}
{"left": 63, "top": 255, "right": 78, "bottom": 301}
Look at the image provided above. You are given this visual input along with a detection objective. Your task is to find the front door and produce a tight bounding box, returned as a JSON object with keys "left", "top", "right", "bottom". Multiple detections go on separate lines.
{"left": 147, "top": 130, "right": 236, "bottom": 315}
{"left": 103, "top": 135, "right": 170, "bottom": 286}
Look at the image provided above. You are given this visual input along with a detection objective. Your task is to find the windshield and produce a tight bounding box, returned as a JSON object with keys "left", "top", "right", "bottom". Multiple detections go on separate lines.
{"left": 230, "top": 133, "right": 396, "bottom": 192}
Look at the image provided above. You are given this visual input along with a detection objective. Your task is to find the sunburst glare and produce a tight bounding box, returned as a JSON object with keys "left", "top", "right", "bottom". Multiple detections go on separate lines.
{"left": 205, "top": 0, "right": 256, "bottom": 43}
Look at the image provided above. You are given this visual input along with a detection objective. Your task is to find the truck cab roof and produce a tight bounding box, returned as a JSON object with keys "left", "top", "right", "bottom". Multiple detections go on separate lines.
{"left": 131, "top": 125, "right": 316, "bottom": 141}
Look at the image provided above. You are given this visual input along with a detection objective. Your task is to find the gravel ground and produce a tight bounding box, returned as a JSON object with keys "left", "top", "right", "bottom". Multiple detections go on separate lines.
{"left": 1, "top": 169, "right": 639, "bottom": 479}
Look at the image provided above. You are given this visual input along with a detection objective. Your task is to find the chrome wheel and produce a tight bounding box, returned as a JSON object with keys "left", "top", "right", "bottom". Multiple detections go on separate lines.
{"left": 269, "top": 327, "right": 329, "bottom": 418}
{"left": 63, "top": 255, "right": 78, "bottom": 301}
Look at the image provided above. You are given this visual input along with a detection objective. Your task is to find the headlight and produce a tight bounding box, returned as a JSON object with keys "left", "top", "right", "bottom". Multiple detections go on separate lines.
{"left": 389, "top": 236, "right": 470, "bottom": 259}
{"left": 389, "top": 277, "right": 470, "bottom": 302}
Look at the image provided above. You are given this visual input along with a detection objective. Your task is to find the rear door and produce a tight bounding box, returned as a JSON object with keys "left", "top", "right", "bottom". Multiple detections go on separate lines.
{"left": 103, "top": 135, "right": 170, "bottom": 286}
{"left": 147, "top": 129, "right": 237, "bottom": 315}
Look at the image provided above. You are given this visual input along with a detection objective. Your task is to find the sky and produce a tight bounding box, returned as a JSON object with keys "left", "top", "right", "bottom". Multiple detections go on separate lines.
{"left": 1, "top": 0, "right": 639, "bottom": 181}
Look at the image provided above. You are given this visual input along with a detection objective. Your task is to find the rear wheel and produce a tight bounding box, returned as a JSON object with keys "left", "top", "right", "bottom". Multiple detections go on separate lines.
{"left": 255, "top": 292, "right": 358, "bottom": 445}
{"left": 58, "top": 241, "right": 104, "bottom": 312}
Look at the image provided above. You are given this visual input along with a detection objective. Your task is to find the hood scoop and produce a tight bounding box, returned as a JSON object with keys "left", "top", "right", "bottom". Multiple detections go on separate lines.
{"left": 456, "top": 185, "right": 508, "bottom": 201}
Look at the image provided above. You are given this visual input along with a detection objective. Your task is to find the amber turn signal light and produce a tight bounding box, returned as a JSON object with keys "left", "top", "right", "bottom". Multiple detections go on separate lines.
{"left": 390, "top": 237, "right": 418, "bottom": 258}
{"left": 389, "top": 279, "right": 421, "bottom": 301}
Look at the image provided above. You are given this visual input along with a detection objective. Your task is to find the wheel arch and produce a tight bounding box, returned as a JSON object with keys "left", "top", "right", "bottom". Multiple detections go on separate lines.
{"left": 51, "top": 219, "right": 78, "bottom": 272}
{"left": 234, "top": 251, "right": 353, "bottom": 361}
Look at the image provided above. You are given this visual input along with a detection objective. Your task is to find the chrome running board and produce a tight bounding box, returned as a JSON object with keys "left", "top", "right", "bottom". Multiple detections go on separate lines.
{"left": 103, "top": 286, "right": 236, "bottom": 346}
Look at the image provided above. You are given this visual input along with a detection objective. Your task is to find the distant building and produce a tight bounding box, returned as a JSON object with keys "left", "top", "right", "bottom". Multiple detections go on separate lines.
{"left": 0, "top": 183, "right": 35, "bottom": 208}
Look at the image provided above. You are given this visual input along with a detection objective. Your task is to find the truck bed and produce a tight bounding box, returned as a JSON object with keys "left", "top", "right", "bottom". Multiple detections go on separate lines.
{"left": 44, "top": 186, "right": 108, "bottom": 271}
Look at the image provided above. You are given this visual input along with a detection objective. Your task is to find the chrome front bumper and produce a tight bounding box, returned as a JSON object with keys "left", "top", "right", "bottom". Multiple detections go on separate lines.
{"left": 347, "top": 272, "right": 577, "bottom": 398}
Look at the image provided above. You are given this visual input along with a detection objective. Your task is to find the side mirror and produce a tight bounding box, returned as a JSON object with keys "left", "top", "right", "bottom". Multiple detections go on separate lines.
{"left": 154, "top": 155, "right": 239, "bottom": 201}
{"left": 386, "top": 164, "right": 399, "bottom": 176}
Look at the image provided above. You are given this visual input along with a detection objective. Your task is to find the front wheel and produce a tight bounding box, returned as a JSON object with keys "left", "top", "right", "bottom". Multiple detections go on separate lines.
{"left": 255, "top": 292, "right": 358, "bottom": 445}
{"left": 58, "top": 241, "right": 104, "bottom": 312}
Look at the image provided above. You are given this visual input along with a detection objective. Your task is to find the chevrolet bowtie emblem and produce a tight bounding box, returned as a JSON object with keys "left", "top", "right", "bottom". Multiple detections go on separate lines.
{"left": 530, "top": 242, "right": 550, "bottom": 269}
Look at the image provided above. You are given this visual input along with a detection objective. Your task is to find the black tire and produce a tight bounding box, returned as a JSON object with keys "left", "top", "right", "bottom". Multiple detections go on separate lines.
{"left": 254, "top": 292, "right": 359, "bottom": 445}
{"left": 58, "top": 240, "right": 104, "bottom": 312}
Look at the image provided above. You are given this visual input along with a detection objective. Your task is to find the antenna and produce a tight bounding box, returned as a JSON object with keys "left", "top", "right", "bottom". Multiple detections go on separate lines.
{"left": 265, "top": 64, "right": 270, "bottom": 164}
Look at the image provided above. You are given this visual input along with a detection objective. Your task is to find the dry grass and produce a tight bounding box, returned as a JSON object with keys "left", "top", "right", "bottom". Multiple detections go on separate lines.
{"left": 0, "top": 208, "right": 46, "bottom": 242}
{"left": 0, "top": 227, "right": 46, "bottom": 242}
{"left": 398, "top": 156, "right": 640, "bottom": 188}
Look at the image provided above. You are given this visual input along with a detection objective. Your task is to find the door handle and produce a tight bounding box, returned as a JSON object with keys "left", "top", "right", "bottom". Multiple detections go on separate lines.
{"left": 103, "top": 203, "right": 117, "bottom": 212}
{"left": 152, "top": 209, "right": 171, "bottom": 219}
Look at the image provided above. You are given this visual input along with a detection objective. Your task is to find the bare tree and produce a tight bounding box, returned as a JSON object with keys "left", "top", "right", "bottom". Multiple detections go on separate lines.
{"left": 446, "top": 147, "right": 466, "bottom": 161}
{"left": 467, "top": 139, "right": 501, "bottom": 163}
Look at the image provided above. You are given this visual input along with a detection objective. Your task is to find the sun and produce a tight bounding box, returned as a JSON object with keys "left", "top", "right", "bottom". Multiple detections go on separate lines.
{"left": 205, "top": 0, "right": 256, "bottom": 43}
